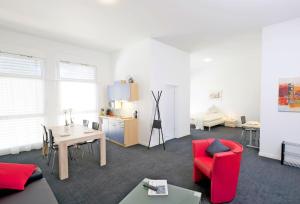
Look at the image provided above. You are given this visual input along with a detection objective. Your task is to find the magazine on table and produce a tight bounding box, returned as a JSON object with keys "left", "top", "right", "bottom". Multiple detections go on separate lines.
{"left": 146, "top": 179, "right": 168, "bottom": 196}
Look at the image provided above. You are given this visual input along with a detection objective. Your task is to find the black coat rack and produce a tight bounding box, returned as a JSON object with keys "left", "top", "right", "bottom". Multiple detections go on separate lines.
{"left": 148, "top": 91, "right": 166, "bottom": 150}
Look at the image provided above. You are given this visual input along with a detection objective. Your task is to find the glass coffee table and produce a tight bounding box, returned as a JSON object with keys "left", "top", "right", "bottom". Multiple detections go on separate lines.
{"left": 120, "top": 179, "right": 201, "bottom": 204}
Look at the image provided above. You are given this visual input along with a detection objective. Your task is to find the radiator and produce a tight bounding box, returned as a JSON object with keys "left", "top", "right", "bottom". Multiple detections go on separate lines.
{"left": 281, "top": 141, "right": 300, "bottom": 168}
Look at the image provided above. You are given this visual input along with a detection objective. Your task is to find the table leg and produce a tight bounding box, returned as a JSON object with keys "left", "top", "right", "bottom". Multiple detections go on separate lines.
{"left": 100, "top": 134, "right": 106, "bottom": 166}
{"left": 249, "top": 130, "right": 253, "bottom": 146}
{"left": 255, "top": 130, "right": 259, "bottom": 147}
{"left": 58, "top": 143, "right": 68, "bottom": 180}
{"left": 247, "top": 130, "right": 259, "bottom": 149}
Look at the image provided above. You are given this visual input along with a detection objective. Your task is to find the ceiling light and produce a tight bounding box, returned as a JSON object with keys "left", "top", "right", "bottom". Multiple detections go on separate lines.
{"left": 203, "top": 58, "right": 213, "bottom": 62}
{"left": 98, "top": 0, "right": 118, "bottom": 5}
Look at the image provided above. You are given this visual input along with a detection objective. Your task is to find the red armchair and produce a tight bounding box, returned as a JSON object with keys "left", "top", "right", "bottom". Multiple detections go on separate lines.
{"left": 192, "top": 139, "right": 243, "bottom": 203}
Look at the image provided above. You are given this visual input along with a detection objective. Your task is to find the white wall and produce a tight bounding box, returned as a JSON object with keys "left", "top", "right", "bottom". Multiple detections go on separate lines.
{"left": 113, "top": 39, "right": 190, "bottom": 147}
{"left": 0, "top": 26, "right": 112, "bottom": 126}
{"left": 150, "top": 40, "right": 190, "bottom": 139}
{"left": 190, "top": 33, "right": 261, "bottom": 123}
{"left": 260, "top": 18, "right": 300, "bottom": 160}
{"left": 113, "top": 40, "right": 152, "bottom": 146}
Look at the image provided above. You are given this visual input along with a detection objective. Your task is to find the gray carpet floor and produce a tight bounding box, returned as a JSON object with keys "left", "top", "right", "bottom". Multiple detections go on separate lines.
{"left": 1, "top": 126, "right": 300, "bottom": 204}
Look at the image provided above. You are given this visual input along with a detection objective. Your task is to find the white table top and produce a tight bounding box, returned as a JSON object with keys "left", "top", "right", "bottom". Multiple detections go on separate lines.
{"left": 50, "top": 125, "right": 104, "bottom": 144}
{"left": 242, "top": 121, "right": 260, "bottom": 129}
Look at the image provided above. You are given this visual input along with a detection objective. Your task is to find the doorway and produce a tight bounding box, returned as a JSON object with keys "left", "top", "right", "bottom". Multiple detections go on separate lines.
{"left": 160, "top": 84, "right": 176, "bottom": 141}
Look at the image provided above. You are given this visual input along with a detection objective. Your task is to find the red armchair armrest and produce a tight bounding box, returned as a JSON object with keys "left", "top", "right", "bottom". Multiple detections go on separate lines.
{"left": 212, "top": 151, "right": 240, "bottom": 177}
{"left": 211, "top": 151, "right": 242, "bottom": 203}
{"left": 192, "top": 139, "right": 212, "bottom": 158}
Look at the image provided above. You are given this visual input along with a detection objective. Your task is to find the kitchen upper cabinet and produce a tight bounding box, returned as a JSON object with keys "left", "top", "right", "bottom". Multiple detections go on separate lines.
{"left": 120, "top": 83, "right": 130, "bottom": 101}
{"left": 107, "top": 81, "right": 138, "bottom": 101}
{"left": 107, "top": 85, "right": 114, "bottom": 102}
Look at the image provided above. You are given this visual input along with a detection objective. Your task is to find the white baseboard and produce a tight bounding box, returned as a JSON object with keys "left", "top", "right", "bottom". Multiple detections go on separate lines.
{"left": 258, "top": 151, "right": 281, "bottom": 160}
{"left": 140, "top": 136, "right": 186, "bottom": 148}
{"left": 139, "top": 141, "right": 148, "bottom": 147}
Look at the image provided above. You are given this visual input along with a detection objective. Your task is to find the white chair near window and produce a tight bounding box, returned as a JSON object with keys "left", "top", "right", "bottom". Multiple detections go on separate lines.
{"left": 77, "top": 121, "right": 99, "bottom": 158}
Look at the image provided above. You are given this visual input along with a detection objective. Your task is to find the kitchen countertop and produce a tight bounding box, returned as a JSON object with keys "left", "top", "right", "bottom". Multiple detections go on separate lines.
{"left": 99, "top": 115, "right": 136, "bottom": 121}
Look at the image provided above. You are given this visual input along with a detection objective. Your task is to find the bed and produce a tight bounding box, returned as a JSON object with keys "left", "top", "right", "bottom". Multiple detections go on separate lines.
{"left": 191, "top": 106, "right": 225, "bottom": 131}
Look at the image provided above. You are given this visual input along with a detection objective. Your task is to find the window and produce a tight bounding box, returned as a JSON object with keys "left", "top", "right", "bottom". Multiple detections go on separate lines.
{"left": 59, "top": 61, "right": 96, "bottom": 81}
{"left": 0, "top": 52, "right": 44, "bottom": 155}
{"left": 58, "top": 61, "right": 98, "bottom": 124}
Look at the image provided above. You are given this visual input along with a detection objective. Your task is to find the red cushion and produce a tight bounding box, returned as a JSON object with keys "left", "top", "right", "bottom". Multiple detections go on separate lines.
{"left": 0, "top": 162, "right": 36, "bottom": 190}
{"left": 194, "top": 156, "right": 213, "bottom": 178}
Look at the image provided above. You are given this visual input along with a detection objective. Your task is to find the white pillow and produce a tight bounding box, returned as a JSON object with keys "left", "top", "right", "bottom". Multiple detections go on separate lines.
{"left": 207, "top": 105, "right": 220, "bottom": 113}
{"left": 204, "top": 113, "right": 224, "bottom": 121}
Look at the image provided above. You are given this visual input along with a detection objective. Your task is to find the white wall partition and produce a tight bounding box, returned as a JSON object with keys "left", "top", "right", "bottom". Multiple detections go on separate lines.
{"left": 113, "top": 39, "right": 190, "bottom": 147}
{"left": 113, "top": 40, "right": 152, "bottom": 146}
{"left": 260, "top": 18, "right": 300, "bottom": 160}
{"left": 150, "top": 39, "right": 190, "bottom": 142}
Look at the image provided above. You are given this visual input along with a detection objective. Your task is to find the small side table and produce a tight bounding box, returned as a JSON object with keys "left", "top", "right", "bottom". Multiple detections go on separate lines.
{"left": 224, "top": 118, "right": 238, "bottom": 128}
{"left": 242, "top": 121, "right": 260, "bottom": 149}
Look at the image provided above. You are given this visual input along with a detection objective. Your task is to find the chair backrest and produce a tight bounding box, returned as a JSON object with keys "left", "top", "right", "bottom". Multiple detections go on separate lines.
{"left": 92, "top": 122, "right": 99, "bottom": 130}
{"left": 48, "top": 129, "right": 55, "bottom": 148}
{"left": 241, "top": 116, "right": 246, "bottom": 124}
{"left": 41, "top": 124, "right": 48, "bottom": 143}
{"left": 83, "top": 120, "right": 89, "bottom": 127}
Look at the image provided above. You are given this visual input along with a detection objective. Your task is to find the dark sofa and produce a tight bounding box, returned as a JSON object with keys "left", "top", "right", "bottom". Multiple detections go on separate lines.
{"left": 0, "top": 178, "right": 58, "bottom": 204}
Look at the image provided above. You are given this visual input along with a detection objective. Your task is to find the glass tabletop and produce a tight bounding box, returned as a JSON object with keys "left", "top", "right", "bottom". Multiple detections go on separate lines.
{"left": 119, "top": 179, "right": 201, "bottom": 204}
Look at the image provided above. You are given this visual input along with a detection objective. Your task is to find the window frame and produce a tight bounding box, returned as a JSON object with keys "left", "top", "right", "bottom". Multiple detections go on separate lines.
{"left": 0, "top": 51, "right": 45, "bottom": 80}
{"left": 0, "top": 51, "right": 45, "bottom": 119}
{"left": 0, "top": 51, "right": 46, "bottom": 154}
{"left": 58, "top": 60, "right": 97, "bottom": 83}
{"left": 57, "top": 60, "right": 99, "bottom": 117}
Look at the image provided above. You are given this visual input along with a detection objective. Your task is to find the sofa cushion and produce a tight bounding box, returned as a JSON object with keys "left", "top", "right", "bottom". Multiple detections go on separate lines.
{"left": 206, "top": 139, "right": 230, "bottom": 157}
{"left": 194, "top": 156, "right": 213, "bottom": 177}
{"left": 0, "top": 163, "right": 36, "bottom": 190}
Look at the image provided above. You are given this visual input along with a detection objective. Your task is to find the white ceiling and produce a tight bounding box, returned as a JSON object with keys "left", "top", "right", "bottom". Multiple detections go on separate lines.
{"left": 0, "top": 0, "right": 300, "bottom": 52}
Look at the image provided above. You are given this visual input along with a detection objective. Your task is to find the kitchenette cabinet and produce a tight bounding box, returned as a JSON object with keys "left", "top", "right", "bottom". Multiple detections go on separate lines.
{"left": 100, "top": 116, "right": 138, "bottom": 147}
{"left": 107, "top": 82, "right": 138, "bottom": 101}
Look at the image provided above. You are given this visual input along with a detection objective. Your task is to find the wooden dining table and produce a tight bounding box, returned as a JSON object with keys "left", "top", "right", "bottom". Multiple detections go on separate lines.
{"left": 50, "top": 125, "right": 106, "bottom": 180}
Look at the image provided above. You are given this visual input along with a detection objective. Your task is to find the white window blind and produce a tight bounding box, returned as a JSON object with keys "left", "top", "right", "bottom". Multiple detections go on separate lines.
{"left": 59, "top": 61, "right": 98, "bottom": 124}
{"left": 0, "top": 77, "right": 44, "bottom": 116}
{"left": 0, "top": 117, "right": 44, "bottom": 155}
{"left": 59, "top": 61, "right": 96, "bottom": 81}
{"left": 60, "top": 81, "right": 96, "bottom": 112}
{"left": 0, "top": 52, "right": 44, "bottom": 156}
{"left": 0, "top": 52, "right": 42, "bottom": 78}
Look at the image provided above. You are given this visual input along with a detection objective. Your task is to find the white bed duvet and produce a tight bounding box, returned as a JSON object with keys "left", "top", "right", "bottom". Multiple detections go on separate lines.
{"left": 191, "top": 107, "right": 225, "bottom": 130}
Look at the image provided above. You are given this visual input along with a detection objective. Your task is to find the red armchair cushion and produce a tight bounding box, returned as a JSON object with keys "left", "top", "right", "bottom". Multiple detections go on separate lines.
{"left": 194, "top": 156, "right": 213, "bottom": 177}
{"left": 206, "top": 139, "right": 230, "bottom": 157}
{"left": 0, "top": 162, "right": 36, "bottom": 190}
